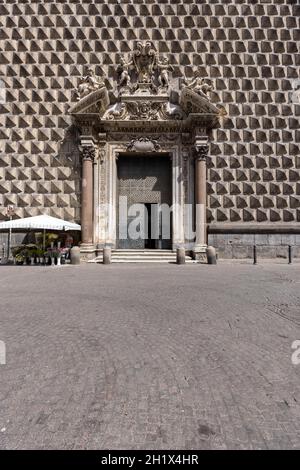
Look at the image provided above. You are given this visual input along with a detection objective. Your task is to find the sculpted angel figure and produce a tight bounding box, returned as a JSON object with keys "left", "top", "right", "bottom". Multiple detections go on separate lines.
{"left": 182, "top": 75, "right": 213, "bottom": 100}
{"left": 156, "top": 57, "right": 173, "bottom": 89}
{"left": 117, "top": 56, "right": 132, "bottom": 89}
{"left": 76, "top": 67, "right": 105, "bottom": 100}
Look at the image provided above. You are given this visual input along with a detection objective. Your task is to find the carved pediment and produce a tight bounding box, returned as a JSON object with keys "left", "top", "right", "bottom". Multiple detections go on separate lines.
{"left": 69, "top": 87, "right": 109, "bottom": 116}
{"left": 69, "top": 44, "right": 222, "bottom": 131}
{"left": 180, "top": 87, "right": 220, "bottom": 116}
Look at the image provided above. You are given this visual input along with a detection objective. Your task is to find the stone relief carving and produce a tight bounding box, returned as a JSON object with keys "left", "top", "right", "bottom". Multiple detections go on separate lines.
{"left": 116, "top": 42, "right": 173, "bottom": 95}
{"left": 105, "top": 100, "right": 184, "bottom": 122}
{"left": 106, "top": 102, "right": 127, "bottom": 120}
{"left": 127, "top": 137, "right": 161, "bottom": 153}
{"left": 127, "top": 101, "right": 162, "bottom": 120}
{"left": 132, "top": 41, "right": 157, "bottom": 84}
{"left": 98, "top": 148, "right": 106, "bottom": 164}
{"left": 75, "top": 67, "right": 106, "bottom": 101}
{"left": 98, "top": 133, "right": 107, "bottom": 164}
{"left": 106, "top": 133, "right": 180, "bottom": 144}
{"left": 160, "top": 102, "right": 185, "bottom": 121}
{"left": 182, "top": 149, "right": 189, "bottom": 204}
{"left": 182, "top": 74, "right": 213, "bottom": 101}
{"left": 71, "top": 44, "right": 220, "bottom": 126}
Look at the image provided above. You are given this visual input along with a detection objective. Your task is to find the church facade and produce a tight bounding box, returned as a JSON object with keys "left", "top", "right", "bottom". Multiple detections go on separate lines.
{"left": 0, "top": 0, "right": 299, "bottom": 259}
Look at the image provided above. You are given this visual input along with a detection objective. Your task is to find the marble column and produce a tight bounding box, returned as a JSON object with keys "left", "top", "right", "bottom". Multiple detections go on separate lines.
{"left": 80, "top": 144, "right": 95, "bottom": 246}
{"left": 194, "top": 140, "right": 209, "bottom": 256}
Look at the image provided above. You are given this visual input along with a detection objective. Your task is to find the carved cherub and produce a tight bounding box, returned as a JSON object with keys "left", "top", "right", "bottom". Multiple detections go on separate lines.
{"left": 76, "top": 67, "right": 105, "bottom": 100}
{"left": 156, "top": 57, "right": 173, "bottom": 89}
{"left": 182, "top": 74, "right": 213, "bottom": 100}
{"left": 117, "top": 56, "right": 132, "bottom": 89}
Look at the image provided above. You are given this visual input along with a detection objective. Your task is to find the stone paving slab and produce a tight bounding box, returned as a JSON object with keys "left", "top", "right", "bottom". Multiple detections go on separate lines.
{"left": 0, "top": 263, "right": 300, "bottom": 449}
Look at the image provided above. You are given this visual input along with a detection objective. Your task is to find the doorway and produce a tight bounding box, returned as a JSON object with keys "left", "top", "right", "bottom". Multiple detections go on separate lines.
{"left": 117, "top": 154, "right": 172, "bottom": 249}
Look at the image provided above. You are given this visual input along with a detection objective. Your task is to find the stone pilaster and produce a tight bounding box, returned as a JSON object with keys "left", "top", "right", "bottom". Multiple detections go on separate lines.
{"left": 96, "top": 133, "right": 107, "bottom": 249}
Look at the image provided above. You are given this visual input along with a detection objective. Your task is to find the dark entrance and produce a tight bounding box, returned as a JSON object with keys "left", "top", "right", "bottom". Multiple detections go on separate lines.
{"left": 117, "top": 154, "right": 172, "bottom": 249}
{"left": 143, "top": 203, "right": 161, "bottom": 249}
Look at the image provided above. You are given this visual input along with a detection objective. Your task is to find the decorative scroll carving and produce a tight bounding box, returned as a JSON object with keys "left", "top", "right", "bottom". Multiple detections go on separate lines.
{"left": 106, "top": 102, "right": 127, "bottom": 120}
{"left": 127, "top": 137, "right": 161, "bottom": 152}
{"left": 105, "top": 100, "right": 184, "bottom": 122}
{"left": 160, "top": 102, "right": 185, "bottom": 121}
{"left": 126, "top": 101, "right": 162, "bottom": 120}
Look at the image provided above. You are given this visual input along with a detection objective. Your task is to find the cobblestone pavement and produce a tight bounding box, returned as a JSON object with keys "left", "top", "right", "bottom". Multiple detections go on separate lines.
{"left": 0, "top": 263, "right": 300, "bottom": 450}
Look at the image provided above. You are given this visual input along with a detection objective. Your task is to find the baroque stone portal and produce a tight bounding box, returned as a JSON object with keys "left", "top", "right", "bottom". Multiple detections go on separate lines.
{"left": 69, "top": 42, "right": 222, "bottom": 260}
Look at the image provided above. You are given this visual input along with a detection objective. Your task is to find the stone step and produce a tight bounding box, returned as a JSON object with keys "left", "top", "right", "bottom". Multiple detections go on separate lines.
{"left": 89, "top": 258, "right": 196, "bottom": 264}
{"left": 88, "top": 249, "right": 194, "bottom": 264}
{"left": 111, "top": 252, "right": 177, "bottom": 257}
{"left": 111, "top": 249, "right": 176, "bottom": 254}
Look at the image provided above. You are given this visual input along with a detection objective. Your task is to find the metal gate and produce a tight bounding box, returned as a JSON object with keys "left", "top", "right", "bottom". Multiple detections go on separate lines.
{"left": 117, "top": 154, "right": 172, "bottom": 249}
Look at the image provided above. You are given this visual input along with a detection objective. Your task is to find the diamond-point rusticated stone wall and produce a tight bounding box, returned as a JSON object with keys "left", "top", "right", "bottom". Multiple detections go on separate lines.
{"left": 0, "top": 0, "right": 299, "bottom": 231}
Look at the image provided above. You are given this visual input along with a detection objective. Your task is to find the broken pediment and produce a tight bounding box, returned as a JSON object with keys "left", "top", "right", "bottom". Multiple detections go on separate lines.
{"left": 69, "top": 42, "right": 222, "bottom": 129}
{"left": 180, "top": 87, "right": 220, "bottom": 116}
{"left": 69, "top": 87, "right": 109, "bottom": 115}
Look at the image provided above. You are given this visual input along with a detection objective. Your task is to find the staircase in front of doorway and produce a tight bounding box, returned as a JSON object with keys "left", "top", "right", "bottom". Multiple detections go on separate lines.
{"left": 88, "top": 249, "right": 194, "bottom": 264}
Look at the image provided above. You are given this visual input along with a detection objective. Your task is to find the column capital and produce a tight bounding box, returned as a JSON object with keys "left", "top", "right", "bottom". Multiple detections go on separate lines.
{"left": 79, "top": 144, "right": 96, "bottom": 162}
{"left": 194, "top": 141, "right": 209, "bottom": 161}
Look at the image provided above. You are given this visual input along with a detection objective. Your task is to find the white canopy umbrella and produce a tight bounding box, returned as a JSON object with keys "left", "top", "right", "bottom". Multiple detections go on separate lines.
{"left": 0, "top": 214, "right": 81, "bottom": 231}
{"left": 0, "top": 214, "right": 81, "bottom": 255}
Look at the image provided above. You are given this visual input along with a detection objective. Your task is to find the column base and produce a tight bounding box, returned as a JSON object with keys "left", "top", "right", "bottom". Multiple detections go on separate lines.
{"left": 79, "top": 243, "right": 97, "bottom": 261}
{"left": 192, "top": 244, "right": 207, "bottom": 262}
